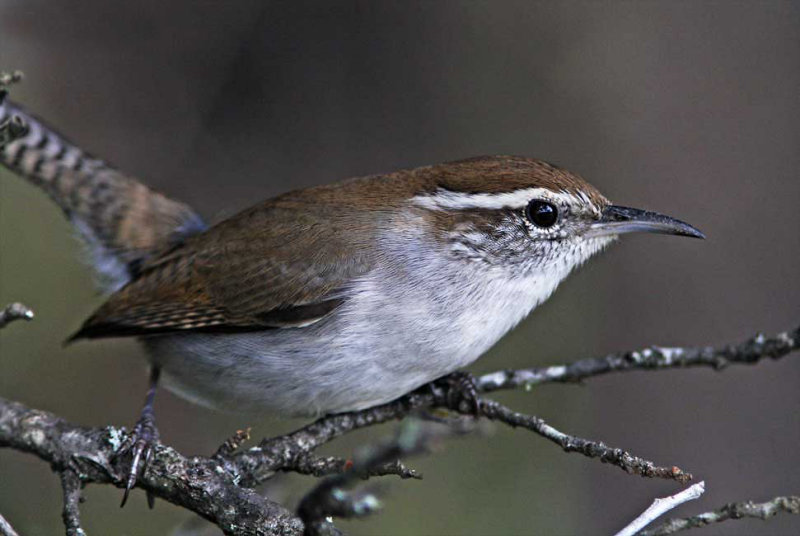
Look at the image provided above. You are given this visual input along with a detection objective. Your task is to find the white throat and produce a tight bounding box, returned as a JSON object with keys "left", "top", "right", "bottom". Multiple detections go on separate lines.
{"left": 344, "top": 224, "right": 616, "bottom": 377}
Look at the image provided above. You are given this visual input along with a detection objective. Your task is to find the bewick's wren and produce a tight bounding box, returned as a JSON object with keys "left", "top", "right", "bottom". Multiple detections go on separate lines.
{"left": 2, "top": 97, "right": 703, "bottom": 501}
{"left": 69, "top": 156, "right": 703, "bottom": 414}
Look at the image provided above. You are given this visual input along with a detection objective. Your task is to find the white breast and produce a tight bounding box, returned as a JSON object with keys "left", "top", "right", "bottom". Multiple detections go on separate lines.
{"left": 341, "top": 240, "right": 574, "bottom": 379}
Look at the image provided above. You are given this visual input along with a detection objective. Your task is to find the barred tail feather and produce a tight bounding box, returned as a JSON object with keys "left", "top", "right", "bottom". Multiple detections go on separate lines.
{"left": 0, "top": 99, "right": 206, "bottom": 291}
{"left": 0, "top": 98, "right": 106, "bottom": 178}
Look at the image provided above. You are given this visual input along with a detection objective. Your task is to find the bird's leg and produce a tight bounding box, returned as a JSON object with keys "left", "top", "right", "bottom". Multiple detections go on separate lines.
{"left": 432, "top": 371, "right": 482, "bottom": 416}
{"left": 119, "top": 366, "right": 161, "bottom": 508}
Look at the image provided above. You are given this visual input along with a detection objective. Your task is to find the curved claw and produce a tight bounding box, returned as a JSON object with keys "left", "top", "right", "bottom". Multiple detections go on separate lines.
{"left": 120, "top": 440, "right": 147, "bottom": 507}
{"left": 440, "top": 371, "right": 482, "bottom": 416}
{"left": 119, "top": 367, "right": 161, "bottom": 508}
{"left": 119, "top": 420, "right": 159, "bottom": 508}
{"left": 143, "top": 445, "right": 157, "bottom": 509}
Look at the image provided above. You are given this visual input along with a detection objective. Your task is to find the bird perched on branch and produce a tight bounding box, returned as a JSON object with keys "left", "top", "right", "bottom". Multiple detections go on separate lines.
{"left": 0, "top": 94, "right": 703, "bottom": 504}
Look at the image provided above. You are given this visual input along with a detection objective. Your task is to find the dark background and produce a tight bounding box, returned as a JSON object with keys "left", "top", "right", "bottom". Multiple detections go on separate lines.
{"left": 1, "top": 1, "right": 798, "bottom": 535}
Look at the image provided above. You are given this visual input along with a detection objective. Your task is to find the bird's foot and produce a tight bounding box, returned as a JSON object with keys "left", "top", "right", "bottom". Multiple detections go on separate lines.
{"left": 118, "top": 412, "right": 160, "bottom": 508}
{"left": 435, "top": 371, "right": 482, "bottom": 416}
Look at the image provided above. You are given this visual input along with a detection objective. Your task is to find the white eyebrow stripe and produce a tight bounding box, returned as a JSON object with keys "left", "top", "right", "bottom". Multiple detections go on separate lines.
{"left": 411, "top": 187, "right": 573, "bottom": 210}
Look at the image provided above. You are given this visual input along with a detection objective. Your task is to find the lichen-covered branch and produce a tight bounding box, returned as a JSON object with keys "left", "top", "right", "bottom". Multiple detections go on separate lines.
{"left": 641, "top": 495, "right": 800, "bottom": 535}
{"left": 479, "top": 326, "right": 799, "bottom": 392}
{"left": 0, "top": 396, "right": 303, "bottom": 536}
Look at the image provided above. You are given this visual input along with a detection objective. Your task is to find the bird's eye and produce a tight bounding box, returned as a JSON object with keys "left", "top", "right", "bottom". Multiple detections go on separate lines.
{"left": 525, "top": 200, "right": 558, "bottom": 228}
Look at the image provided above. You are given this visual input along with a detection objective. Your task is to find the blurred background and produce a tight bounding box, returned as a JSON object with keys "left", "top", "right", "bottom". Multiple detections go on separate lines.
{"left": 1, "top": 1, "right": 798, "bottom": 535}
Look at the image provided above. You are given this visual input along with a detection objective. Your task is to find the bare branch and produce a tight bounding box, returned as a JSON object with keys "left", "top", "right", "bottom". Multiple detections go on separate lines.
{"left": 479, "top": 326, "right": 800, "bottom": 392}
{"left": 286, "top": 453, "right": 421, "bottom": 480}
{"left": 614, "top": 482, "right": 705, "bottom": 536}
{"left": 297, "top": 420, "right": 435, "bottom": 535}
{"left": 230, "top": 385, "right": 691, "bottom": 490}
{"left": 479, "top": 398, "right": 692, "bottom": 484}
{"left": 213, "top": 428, "right": 421, "bottom": 490}
{"left": 60, "top": 471, "right": 86, "bottom": 536}
{"left": 641, "top": 495, "right": 800, "bottom": 536}
{"left": 0, "top": 303, "right": 34, "bottom": 329}
{"left": 229, "top": 391, "right": 434, "bottom": 488}
{"left": 0, "top": 513, "right": 20, "bottom": 536}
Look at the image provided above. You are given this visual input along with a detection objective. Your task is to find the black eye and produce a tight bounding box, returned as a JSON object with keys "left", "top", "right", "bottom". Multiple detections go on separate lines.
{"left": 525, "top": 200, "right": 559, "bottom": 228}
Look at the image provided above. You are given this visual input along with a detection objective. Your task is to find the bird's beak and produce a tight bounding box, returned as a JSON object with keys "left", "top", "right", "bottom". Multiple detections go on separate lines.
{"left": 587, "top": 205, "right": 705, "bottom": 239}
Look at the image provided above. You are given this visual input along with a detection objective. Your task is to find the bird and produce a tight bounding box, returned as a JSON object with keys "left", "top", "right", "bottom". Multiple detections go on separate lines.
{"left": 1, "top": 96, "right": 704, "bottom": 503}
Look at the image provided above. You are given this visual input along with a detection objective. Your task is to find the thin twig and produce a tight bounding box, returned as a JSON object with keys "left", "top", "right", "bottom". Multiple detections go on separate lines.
{"left": 0, "top": 303, "right": 34, "bottom": 329}
{"left": 232, "top": 385, "right": 690, "bottom": 488}
{"left": 230, "top": 391, "right": 434, "bottom": 487}
{"left": 297, "top": 420, "right": 436, "bottom": 535}
{"left": 60, "top": 471, "right": 85, "bottom": 536}
{"left": 479, "top": 326, "right": 800, "bottom": 392}
{"left": 615, "top": 482, "right": 706, "bottom": 536}
{"left": 479, "top": 398, "right": 692, "bottom": 483}
{"left": 0, "top": 513, "right": 20, "bottom": 536}
{"left": 641, "top": 494, "right": 800, "bottom": 535}
{"left": 286, "top": 453, "right": 421, "bottom": 480}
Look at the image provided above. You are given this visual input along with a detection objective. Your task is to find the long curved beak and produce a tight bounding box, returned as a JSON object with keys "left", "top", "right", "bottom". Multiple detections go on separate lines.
{"left": 587, "top": 205, "right": 705, "bottom": 239}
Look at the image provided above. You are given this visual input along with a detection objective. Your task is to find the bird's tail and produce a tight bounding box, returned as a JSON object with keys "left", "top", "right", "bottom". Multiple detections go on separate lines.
{"left": 0, "top": 97, "right": 206, "bottom": 291}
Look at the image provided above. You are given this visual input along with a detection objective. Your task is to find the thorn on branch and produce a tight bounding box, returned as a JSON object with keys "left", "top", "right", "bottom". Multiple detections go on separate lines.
{"left": 0, "top": 303, "right": 34, "bottom": 330}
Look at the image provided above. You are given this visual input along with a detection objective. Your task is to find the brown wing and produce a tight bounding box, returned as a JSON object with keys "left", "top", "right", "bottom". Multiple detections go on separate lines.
{"left": 69, "top": 200, "right": 375, "bottom": 340}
